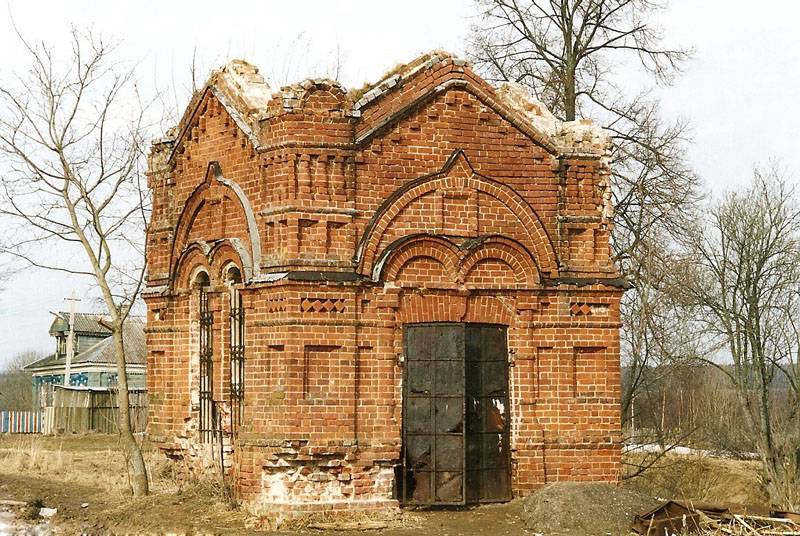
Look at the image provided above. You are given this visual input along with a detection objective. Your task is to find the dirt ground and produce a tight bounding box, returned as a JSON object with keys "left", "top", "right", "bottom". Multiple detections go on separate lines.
{"left": 0, "top": 434, "right": 526, "bottom": 535}
{"left": 522, "top": 482, "right": 662, "bottom": 536}
{"left": 0, "top": 434, "right": 768, "bottom": 535}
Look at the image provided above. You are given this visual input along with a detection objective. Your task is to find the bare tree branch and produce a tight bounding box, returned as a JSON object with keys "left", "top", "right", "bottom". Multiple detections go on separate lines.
{"left": 675, "top": 165, "right": 800, "bottom": 509}
{"left": 0, "top": 27, "right": 153, "bottom": 496}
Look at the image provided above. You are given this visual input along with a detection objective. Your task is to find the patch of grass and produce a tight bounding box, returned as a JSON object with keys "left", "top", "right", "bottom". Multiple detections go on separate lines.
{"left": 193, "top": 471, "right": 238, "bottom": 509}
{"left": 0, "top": 432, "right": 119, "bottom": 453}
{"left": 0, "top": 436, "right": 63, "bottom": 473}
{"left": 623, "top": 453, "right": 768, "bottom": 505}
{"left": 20, "top": 498, "right": 44, "bottom": 520}
{"left": 0, "top": 434, "right": 171, "bottom": 494}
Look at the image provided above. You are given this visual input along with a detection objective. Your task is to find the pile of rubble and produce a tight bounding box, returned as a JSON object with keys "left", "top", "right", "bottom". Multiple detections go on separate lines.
{"left": 633, "top": 500, "right": 800, "bottom": 535}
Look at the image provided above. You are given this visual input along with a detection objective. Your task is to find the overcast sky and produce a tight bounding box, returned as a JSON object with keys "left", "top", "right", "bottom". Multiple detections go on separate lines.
{"left": 1, "top": 0, "right": 799, "bottom": 365}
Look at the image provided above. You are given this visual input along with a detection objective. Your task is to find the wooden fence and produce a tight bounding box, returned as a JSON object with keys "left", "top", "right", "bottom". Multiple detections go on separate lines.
{"left": 0, "top": 410, "right": 42, "bottom": 433}
{"left": 42, "top": 388, "right": 148, "bottom": 434}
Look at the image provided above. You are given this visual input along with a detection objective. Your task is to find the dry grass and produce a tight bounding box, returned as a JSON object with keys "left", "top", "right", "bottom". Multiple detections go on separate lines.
{"left": 0, "top": 433, "right": 259, "bottom": 534}
{"left": 276, "top": 505, "right": 418, "bottom": 533}
{"left": 0, "top": 433, "right": 181, "bottom": 495}
{"left": 623, "top": 452, "right": 768, "bottom": 505}
{"left": 0, "top": 436, "right": 63, "bottom": 473}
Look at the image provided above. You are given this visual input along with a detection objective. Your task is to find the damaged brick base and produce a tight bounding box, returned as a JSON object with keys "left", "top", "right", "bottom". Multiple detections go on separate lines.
{"left": 152, "top": 436, "right": 401, "bottom": 525}
{"left": 153, "top": 434, "right": 233, "bottom": 478}
{"left": 240, "top": 440, "right": 399, "bottom": 519}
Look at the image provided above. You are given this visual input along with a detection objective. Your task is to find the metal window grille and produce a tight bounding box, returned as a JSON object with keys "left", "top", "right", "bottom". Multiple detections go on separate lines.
{"left": 229, "top": 287, "right": 245, "bottom": 435}
{"left": 199, "top": 285, "right": 214, "bottom": 444}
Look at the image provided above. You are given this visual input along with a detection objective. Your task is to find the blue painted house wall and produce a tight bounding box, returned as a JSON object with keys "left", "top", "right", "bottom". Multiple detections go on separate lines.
{"left": 25, "top": 314, "right": 147, "bottom": 410}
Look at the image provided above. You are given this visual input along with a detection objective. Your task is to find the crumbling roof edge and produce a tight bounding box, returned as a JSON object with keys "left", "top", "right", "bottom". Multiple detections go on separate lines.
{"left": 352, "top": 51, "right": 455, "bottom": 112}
{"left": 159, "top": 52, "right": 611, "bottom": 166}
{"left": 353, "top": 77, "right": 562, "bottom": 154}
{"left": 165, "top": 60, "right": 272, "bottom": 165}
{"left": 166, "top": 86, "right": 263, "bottom": 166}
{"left": 209, "top": 86, "right": 263, "bottom": 149}
{"left": 348, "top": 51, "right": 609, "bottom": 157}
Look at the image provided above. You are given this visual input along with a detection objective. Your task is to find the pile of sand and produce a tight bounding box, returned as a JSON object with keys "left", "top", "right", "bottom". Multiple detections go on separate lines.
{"left": 522, "top": 482, "right": 660, "bottom": 536}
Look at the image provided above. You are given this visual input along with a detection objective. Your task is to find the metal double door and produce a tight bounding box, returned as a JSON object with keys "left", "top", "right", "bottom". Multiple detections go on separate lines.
{"left": 402, "top": 323, "right": 512, "bottom": 505}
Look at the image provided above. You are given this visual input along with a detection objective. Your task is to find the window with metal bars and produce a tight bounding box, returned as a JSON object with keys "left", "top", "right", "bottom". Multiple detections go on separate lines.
{"left": 197, "top": 273, "right": 214, "bottom": 444}
{"left": 227, "top": 267, "right": 244, "bottom": 435}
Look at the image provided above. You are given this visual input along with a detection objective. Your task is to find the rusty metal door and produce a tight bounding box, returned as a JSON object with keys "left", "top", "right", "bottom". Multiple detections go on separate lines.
{"left": 465, "top": 325, "right": 512, "bottom": 503}
{"left": 402, "top": 323, "right": 466, "bottom": 505}
{"left": 402, "top": 323, "right": 511, "bottom": 506}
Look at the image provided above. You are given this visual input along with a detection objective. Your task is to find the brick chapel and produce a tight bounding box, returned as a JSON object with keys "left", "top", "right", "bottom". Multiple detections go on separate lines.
{"left": 143, "top": 52, "right": 624, "bottom": 516}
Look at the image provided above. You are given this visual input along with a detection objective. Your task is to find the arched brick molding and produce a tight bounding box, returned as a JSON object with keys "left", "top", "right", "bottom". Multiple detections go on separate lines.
{"left": 461, "top": 236, "right": 540, "bottom": 288}
{"left": 374, "top": 234, "right": 461, "bottom": 287}
{"left": 356, "top": 150, "right": 558, "bottom": 279}
{"left": 209, "top": 239, "right": 252, "bottom": 282}
{"left": 173, "top": 242, "right": 212, "bottom": 290}
{"left": 375, "top": 233, "right": 541, "bottom": 291}
{"left": 169, "top": 161, "right": 261, "bottom": 289}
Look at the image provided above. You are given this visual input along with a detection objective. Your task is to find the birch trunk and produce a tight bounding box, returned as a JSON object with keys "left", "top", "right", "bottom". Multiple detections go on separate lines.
{"left": 111, "top": 324, "right": 149, "bottom": 495}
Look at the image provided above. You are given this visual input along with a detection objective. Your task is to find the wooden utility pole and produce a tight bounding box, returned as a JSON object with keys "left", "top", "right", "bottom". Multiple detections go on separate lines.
{"left": 63, "top": 292, "right": 81, "bottom": 385}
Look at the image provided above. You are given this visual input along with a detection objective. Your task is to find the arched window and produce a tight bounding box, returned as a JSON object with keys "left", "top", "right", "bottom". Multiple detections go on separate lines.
{"left": 194, "top": 271, "right": 214, "bottom": 444}
{"left": 226, "top": 266, "right": 245, "bottom": 435}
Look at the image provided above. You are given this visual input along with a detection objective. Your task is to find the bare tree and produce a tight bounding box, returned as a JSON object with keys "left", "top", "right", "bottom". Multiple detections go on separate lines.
{"left": 0, "top": 350, "right": 41, "bottom": 410}
{"left": 468, "top": 0, "right": 689, "bottom": 120}
{"left": 0, "top": 28, "right": 151, "bottom": 495}
{"left": 621, "top": 244, "right": 707, "bottom": 437}
{"left": 467, "top": 0, "right": 701, "bottom": 425}
{"left": 677, "top": 166, "right": 800, "bottom": 509}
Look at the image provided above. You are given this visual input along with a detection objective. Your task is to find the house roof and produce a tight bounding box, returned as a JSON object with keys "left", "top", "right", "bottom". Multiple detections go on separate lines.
{"left": 48, "top": 312, "right": 114, "bottom": 336}
{"left": 54, "top": 385, "right": 146, "bottom": 393}
{"left": 27, "top": 317, "right": 146, "bottom": 372}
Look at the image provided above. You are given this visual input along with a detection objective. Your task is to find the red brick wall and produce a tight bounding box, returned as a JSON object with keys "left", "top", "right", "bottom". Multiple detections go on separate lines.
{"left": 143, "top": 54, "right": 623, "bottom": 517}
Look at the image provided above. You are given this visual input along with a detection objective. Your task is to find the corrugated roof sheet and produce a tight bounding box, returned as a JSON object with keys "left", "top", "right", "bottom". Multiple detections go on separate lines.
{"left": 48, "top": 312, "right": 114, "bottom": 336}
{"left": 28, "top": 317, "right": 146, "bottom": 370}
